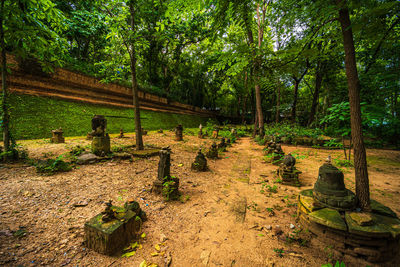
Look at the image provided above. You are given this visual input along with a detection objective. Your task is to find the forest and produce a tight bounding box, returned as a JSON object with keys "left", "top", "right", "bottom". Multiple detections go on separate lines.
{"left": 0, "top": 0, "right": 400, "bottom": 266}
{"left": 1, "top": 0, "right": 399, "bottom": 146}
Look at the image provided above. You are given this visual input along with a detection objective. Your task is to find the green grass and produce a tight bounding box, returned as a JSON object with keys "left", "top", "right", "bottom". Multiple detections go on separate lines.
{"left": 2, "top": 94, "right": 214, "bottom": 140}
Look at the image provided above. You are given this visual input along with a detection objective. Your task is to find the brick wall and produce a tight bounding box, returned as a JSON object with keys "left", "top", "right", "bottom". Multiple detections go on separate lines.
{"left": 0, "top": 55, "right": 215, "bottom": 118}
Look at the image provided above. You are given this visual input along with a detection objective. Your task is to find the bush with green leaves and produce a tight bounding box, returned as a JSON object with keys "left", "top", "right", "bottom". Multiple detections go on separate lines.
{"left": 35, "top": 155, "right": 72, "bottom": 175}
{"left": 321, "top": 261, "right": 345, "bottom": 267}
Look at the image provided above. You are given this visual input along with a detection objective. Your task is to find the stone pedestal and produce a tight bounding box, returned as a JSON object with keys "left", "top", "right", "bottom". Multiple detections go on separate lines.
{"left": 84, "top": 200, "right": 145, "bottom": 255}
{"left": 175, "top": 125, "right": 183, "bottom": 141}
{"left": 191, "top": 149, "right": 207, "bottom": 171}
{"left": 298, "top": 190, "right": 400, "bottom": 264}
{"left": 51, "top": 128, "right": 65, "bottom": 143}
{"left": 92, "top": 135, "right": 110, "bottom": 156}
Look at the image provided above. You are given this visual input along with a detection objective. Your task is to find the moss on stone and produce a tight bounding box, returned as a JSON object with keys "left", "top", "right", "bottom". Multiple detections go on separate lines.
{"left": 308, "top": 208, "right": 347, "bottom": 231}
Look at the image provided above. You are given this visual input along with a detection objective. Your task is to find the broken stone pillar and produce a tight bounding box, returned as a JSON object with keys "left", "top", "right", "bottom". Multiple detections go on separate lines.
{"left": 51, "top": 128, "right": 65, "bottom": 143}
{"left": 90, "top": 115, "right": 110, "bottom": 156}
{"left": 175, "top": 124, "right": 183, "bottom": 141}
{"left": 271, "top": 144, "right": 284, "bottom": 165}
{"left": 198, "top": 124, "right": 203, "bottom": 138}
{"left": 212, "top": 127, "right": 219, "bottom": 139}
{"left": 206, "top": 142, "right": 218, "bottom": 159}
{"left": 118, "top": 128, "right": 124, "bottom": 138}
{"left": 191, "top": 149, "right": 207, "bottom": 171}
{"left": 84, "top": 199, "right": 146, "bottom": 255}
{"left": 277, "top": 153, "right": 301, "bottom": 186}
{"left": 153, "top": 147, "right": 179, "bottom": 198}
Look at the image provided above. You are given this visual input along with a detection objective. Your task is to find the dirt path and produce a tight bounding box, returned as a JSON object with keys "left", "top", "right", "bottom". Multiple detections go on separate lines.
{"left": 1, "top": 134, "right": 399, "bottom": 267}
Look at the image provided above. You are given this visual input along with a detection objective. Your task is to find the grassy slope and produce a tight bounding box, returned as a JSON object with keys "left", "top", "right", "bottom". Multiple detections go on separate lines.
{"left": 4, "top": 94, "right": 213, "bottom": 140}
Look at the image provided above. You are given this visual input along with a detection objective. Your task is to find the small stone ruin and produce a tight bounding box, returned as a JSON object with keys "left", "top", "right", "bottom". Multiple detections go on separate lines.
{"left": 191, "top": 149, "right": 207, "bottom": 171}
{"left": 271, "top": 144, "right": 284, "bottom": 165}
{"left": 84, "top": 199, "right": 146, "bottom": 255}
{"left": 175, "top": 124, "right": 183, "bottom": 141}
{"left": 298, "top": 159, "right": 400, "bottom": 264}
{"left": 218, "top": 137, "right": 227, "bottom": 151}
{"left": 118, "top": 128, "right": 124, "bottom": 138}
{"left": 264, "top": 139, "right": 276, "bottom": 155}
{"left": 206, "top": 142, "right": 218, "bottom": 159}
{"left": 212, "top": 127, "right": 219, "bottom": 139}
{"left": 51, "top": 128, "right": 65, "bottom": 143}
{"left": 277, "top": 153, "right": 301, "bottom": 186}
{"left": 198, "top": 124, "right": 203, "bottom": 138}
{"left": 90, "top": 115, "right": 110, "bottom": 156}
{"left": 152, "top": 147, "right": 179, "bottom": 198}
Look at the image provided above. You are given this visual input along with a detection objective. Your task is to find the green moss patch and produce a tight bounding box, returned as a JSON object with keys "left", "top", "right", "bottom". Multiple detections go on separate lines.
{"left": 2, "top": 94, "right": 214, "bottom": 140}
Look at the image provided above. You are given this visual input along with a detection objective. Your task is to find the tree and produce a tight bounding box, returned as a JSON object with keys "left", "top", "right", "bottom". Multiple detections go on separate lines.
{"left": 0, "top": 0, "right": 65, "bottom": 151}
{"left": 335, "top": 0, "right": 370, "bottom": 210}
{"left": 101, "top": 0, "right": 147, "bottom": 150}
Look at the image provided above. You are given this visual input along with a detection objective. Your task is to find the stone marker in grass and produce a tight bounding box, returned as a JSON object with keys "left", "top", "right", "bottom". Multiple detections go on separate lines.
{"left": 50, "top": 128, "right": 64, "bottom": 143}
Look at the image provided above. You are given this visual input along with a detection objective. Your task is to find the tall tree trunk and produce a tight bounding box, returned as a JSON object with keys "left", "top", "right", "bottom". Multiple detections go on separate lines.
{"left": 276, "top": 80, "right": 281, "bottom": 123}
{"left": 253, "top": 110, "right": 258, "bottom": 138}
{"left": 242, "top": 71, "right": 248, "bottom": 124}
{"left": 336, "top": 0, "right": 370, "bottom": 211}
{"left": 255, "top": 82, "right": 264, "bottom": 136}
{"left": 129, "top": 1, "right": 143, "bottom": 150}
{"left": 307, "top": 67, "right": 323, "bottom": 126}
{"left": 0, "top": 0, "right": 10, "bottom": 151}
{"left": 243, "top": 5, "right": 264, "bottom": 137}
{"left": 291, "top": 79, "right": 299, "bottom": 123}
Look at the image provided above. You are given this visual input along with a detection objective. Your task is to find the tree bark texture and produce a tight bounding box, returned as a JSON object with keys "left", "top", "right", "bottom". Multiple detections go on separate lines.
{"left": 276, "top": 80, "right": 281, "bottom": 123}
{"left": 307, "top": 66, "right": 323, "bottom": 126}
{"left": 291, "top": 79, "right": 299, "bottom": 123}
{"left": 129, "top": 1, "right": 143, "bottom": 150}
{"left": 0, "top": 0, "right": 10, "bottom": 151}
{"left": 336, "top": 0, "right": 370, "bottom": 210}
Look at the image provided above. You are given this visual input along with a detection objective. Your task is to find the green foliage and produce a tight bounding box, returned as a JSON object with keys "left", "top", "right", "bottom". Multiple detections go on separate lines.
{"left": 35, "top": 155, "right": 72, "bottom": 175}
{"left": 0, "top": 146, "right": 28, "bottom": 162}
{"left": 273, "top": 248, "right": 284, "bottom": 258}
{"left": 69, "top": 146, "right": 86, "bottom": 157}
{"left": 264, "top": 123, "right": 323, "bottom": 142}
{"left": 162, "top": 177, "right": 179, "bottom": 201}
{"left": 334, "top": 159, "right": 354, "bottom": 168}
{"left": 321, "top": 261, "right": 345, "bottom": 267}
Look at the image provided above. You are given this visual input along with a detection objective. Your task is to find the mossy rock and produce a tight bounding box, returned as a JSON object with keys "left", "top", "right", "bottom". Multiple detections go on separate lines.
{"left": 298, "top": 193, "right": 323, "bottom": 213}
{"left": 92, "top": 136, "right": 111, "bottom": 156}
{"left": 370, "top": 199, "right": 398, "bottom": 218}
{"left": 308, "top": 208, "right": 347, "bottom": 231}
{"left": 345, "top": 212, "right": 400, "bottom": 238}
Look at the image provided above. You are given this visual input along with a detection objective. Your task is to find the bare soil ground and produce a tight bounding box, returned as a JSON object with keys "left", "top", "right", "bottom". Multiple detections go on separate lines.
{"left": 1, "top": 131, "right": 399, "bottom": 267}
